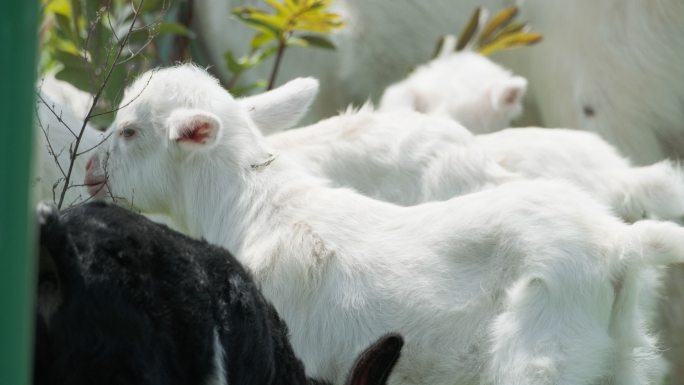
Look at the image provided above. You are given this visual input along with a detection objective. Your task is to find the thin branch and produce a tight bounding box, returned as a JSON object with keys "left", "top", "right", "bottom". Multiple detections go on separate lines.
{"left": 76, "top": 131, "right": 114, "bottom": 157}
{"left": 115, "top": 35, "right": 155, "bottom": 65}
{"left": 35, "top": 109, "right": 68, "bottom": 181}
{"left": 87, "top": 69, "right": 155, "bottom": 119}
{"left": 36, "top": 92, "right": 79, "bottom": 138}
{"left": 57, "top": 0, "right": 146, "bottom": 210}
{"left": 106, "top": 5, "right": 121, "bottom": 42}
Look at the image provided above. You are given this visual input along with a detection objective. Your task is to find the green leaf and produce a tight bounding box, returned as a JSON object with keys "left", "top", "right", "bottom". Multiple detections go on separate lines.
{"left": 251, "top": 45, "right": 278, "bottom": 63}
{"left": 68, "top": 0, "right": 82, "bottom": 36}
{"left": 101, "top": 64, "right": 127, "bottom": 107}
{"left": 456, "top": 6, "right": 481, "bottom": 51}
{"left": 54, "top": 13, "right": 78, "bottom": 42}
{"left": 297, "top": 34, "right": 335, "bottom": 50}
{"left": 285, "top": 36, "right": 308, "bottom": 47}
{"left": 55, "top": 67, "right": 95, "bottom": 93}
{"left": 138, "top": 0, "right": 165, "bottom": 13}
{"left": 127, "top": 26, "right": 153, "bottom": 46}
{"left": 52, "top": 48, "right": 90, "bottom": 70}
{"left": 156, "top": 21, "right": 195, "bottom": 37}
{"left": 84, "top": 0, "right": 100, "bottom": 22}
{"left": 224, "top": 51, "right": 246, "bottom": 74}
{"left": 230, "top": 80, "right": 268, "bottom": 97}
{"left": 251, "top": 31, "right": 276, "bottom": 50}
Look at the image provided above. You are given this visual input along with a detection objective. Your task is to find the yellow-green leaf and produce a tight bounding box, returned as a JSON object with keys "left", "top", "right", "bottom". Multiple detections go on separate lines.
{"left": 264, "top": 0, "right": 290, "bottom": 14}
{"left": 479, "top": 31, "right": 542, "bottom": 56}
{"left": 494, "top": 21, "right": 526, "bottom": 39}
{"left": 456, "top": 6, "right": 481, "bottom": 51}
{"left": 431, "top": 35, "right": 446, "bottom": 59}
{"left": 232, "top": 7, "right": 283, "bottom": 36}
{"left": 478, "top": 5, "right": 518, "bottom": 47}
{"left": 45, "top": 0, "right": 72, "bottom": 17}
{"left": 251, "top": 31, "right": 276, "bottom": 50}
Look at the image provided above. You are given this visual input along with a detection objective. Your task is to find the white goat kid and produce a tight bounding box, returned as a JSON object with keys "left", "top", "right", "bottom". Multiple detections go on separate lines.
{"left": 379, "top": 39, "right": 527, "bottom": 134}
{"left": 259, "top": 99, "right": 684, "bottom": 222}
{"left": 476, "top": 128, "right": 684, "bottom": 222}
{"left": 88, "top": 65, "right": 684, "bottom": 385}
{"left": 267, "top": 105, "right": 518, "bottom": 205}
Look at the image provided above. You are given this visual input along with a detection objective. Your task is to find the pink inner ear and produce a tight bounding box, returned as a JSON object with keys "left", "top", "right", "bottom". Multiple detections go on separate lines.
{"left": 177, "top": 120, "right": 212, "bottom": 144}
{"left": 502, "top": 87, "right": 520, "bottom": 105}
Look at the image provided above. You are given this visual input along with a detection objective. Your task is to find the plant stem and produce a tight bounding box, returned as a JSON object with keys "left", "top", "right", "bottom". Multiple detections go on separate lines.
{"left": 57, "top": 0, "right": 144, "bottom": 209}
{"left": 267, "top": 37, "right": 287, "bottom": 90}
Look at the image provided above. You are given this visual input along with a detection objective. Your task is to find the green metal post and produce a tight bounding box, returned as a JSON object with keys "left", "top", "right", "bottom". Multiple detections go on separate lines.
{"left": 0, "top": 0, "right": 40, "bottom": 384}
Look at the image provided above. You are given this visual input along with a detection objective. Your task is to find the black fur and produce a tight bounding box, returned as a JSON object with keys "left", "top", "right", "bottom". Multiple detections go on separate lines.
{"left": 34, "top": 201, "right": 402, "bottom": 385}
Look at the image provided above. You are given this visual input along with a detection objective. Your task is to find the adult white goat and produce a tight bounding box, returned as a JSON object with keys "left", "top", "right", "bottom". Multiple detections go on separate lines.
{"left": 87, "top": 65, "right": 684, "bottom": 385}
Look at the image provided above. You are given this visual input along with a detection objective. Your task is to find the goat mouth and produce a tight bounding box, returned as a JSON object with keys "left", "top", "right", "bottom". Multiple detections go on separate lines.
{"left": 85, "top": 177, "right": 108, "bottom": 198}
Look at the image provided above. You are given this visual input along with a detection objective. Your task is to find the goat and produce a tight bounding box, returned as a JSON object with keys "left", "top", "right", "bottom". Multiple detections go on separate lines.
{"left": 35, "top": 201, "right": 403, "bottom": 385}
{"left": 85, "top": 65, "right": 684, "bottom": 385}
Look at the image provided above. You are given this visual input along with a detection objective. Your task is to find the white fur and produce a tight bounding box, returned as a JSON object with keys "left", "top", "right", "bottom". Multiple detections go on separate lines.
{"left": 240, "top": 77, "right": 320, "bottom": 135}
{"left": 39, "top": 74, "right": 93, "bottom": 123}
{"left": 206, "top": 328, "right": 228, "bottom": 385}
{"left": 35, "top": 84, "right": 182, "bottom": 230}
{"left": 193, "top": 0, "right": 516, "bottom": 122}
{"left": 89, "top": 65, "right": 684, "bottom": 385}
{"left": 476, "top": 128, "right": 684, "bottom": 222}
{"left": 197, "top": 1, "right": 684, "bottom": 378}
{"left": 268, "top": 106, "right": 518, "bottom": 205}
{"left": 379, "top": 50, "right": 527, "bottom": 134}
{"left": 266, "top": 105, "right": 684, "bottom": 223}
{"left": 195, "top": 0, "right": 684, "bottom": 163}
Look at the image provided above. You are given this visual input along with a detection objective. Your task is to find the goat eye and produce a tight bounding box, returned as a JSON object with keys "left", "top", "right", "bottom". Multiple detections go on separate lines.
{"left": 121, "top": 127, "right": 137, "bottom": 138}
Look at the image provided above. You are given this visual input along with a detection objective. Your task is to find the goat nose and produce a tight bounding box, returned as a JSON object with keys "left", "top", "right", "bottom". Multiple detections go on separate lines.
{"left": 86, "top": 155, "right": 98, "bottom": 172}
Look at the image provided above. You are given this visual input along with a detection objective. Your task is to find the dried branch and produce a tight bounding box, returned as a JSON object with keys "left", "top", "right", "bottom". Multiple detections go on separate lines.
{"left": 34, "top": 104, "right": 68, "bottom": 180}
{"left": 36, "top": 92, "right": 79, "bottom": 138}
{"left": 75, "top": 131, "right": 114, "bottom": 157}
{"left": 87, "top": 68, "right": 155, "bottom": 119}
{"left": 56, "top": 0, "right": 146, "bottom": 209}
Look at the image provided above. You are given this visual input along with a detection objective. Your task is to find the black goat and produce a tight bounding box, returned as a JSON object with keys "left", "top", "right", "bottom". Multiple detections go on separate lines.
{"left": 34, "top": 201, "right": 403, "bottom": 385}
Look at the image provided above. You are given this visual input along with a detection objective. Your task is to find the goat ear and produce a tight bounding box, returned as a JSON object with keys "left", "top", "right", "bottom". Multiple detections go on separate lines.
{"left": 344, "top": 334, "right": 404, "bottom": 385}
{"left": 490, "top": 76, "right": 527, "bottom": 111}
{"left": 240, "top": 77, "right": 319, "bottom": 134}
{"left": 167, "top": 109, "right": 223, "bottom": 150}
{"left": 36, "top": 203, "right": 82, "bottom": 323}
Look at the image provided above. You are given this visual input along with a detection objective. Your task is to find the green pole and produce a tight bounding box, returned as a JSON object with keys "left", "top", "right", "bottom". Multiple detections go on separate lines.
{"left": 0, "top": 0, "right": 39, "bottom": 384}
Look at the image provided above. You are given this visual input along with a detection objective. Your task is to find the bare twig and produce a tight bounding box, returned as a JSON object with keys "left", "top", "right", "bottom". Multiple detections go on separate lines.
{"left": 36, "top": 93, "right": 79, "bottom": 138}
{"left": 34, "top": 105, "right": 68, "bottom": 180}
{"left": 87, "top": 68, "right": 155, "bottom": 119}
{"left": 57, "top": 0, "right": 146, "bottom": 209}
{"left": 76, "top": 131, "right": 114, "bottom": 157}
